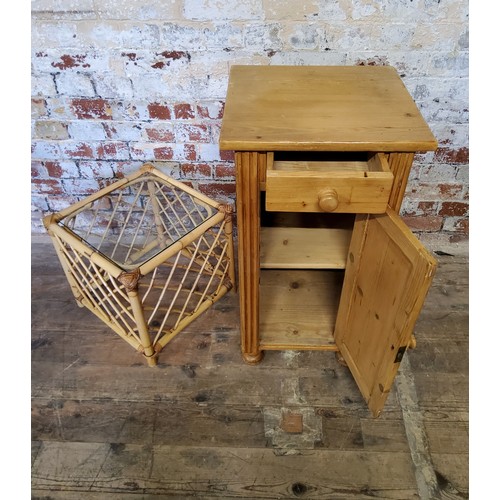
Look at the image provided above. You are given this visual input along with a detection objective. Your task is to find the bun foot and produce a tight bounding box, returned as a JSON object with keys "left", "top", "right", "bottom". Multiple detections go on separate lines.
{"left": 242, "top": 351, "right": 264, "bottom": 365}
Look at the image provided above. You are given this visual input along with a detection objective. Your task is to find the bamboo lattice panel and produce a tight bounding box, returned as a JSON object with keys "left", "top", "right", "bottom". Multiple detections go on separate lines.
{"left": 43, "top": 164, "right": 235, "bottom": 366}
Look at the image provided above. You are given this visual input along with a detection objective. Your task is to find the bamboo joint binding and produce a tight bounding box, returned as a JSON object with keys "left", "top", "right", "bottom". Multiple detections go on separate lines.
{"left": 117, "top": 268, "right": 142, "bottom": 292}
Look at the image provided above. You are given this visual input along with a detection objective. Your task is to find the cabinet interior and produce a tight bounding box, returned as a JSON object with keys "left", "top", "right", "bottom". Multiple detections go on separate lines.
{"left": 259, "top": 193, "right": 355, "bottom": 350}
{"left": 270, "top": 151, "right": 381, "bottom": 174}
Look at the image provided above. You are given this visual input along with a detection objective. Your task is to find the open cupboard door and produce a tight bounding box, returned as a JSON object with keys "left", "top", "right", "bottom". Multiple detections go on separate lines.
{"left": 334, "top": 209, "right": 437, "bottom": 417}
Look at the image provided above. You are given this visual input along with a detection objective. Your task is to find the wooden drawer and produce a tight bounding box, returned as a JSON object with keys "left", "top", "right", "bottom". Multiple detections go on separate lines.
{"left": 265, "top": 152, "right": 393, "bottom": 213}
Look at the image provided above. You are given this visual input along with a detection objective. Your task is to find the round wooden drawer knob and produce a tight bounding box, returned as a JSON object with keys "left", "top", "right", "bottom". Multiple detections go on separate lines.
{"left": 318, "top": 188, "right": 339, "bottom": 212}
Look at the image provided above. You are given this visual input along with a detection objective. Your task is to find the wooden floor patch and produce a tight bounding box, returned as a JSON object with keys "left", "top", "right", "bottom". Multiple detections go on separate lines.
{"left": 281, "top": 412, "right": 303, "bottom": 434}
{"left": 264, "top": 407, "right": 322, "bottom": 453}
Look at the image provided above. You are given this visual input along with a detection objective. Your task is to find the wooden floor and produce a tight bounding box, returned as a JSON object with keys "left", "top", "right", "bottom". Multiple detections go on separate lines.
{"left": 31, "top": 235, "right": 468, "bottom": 499}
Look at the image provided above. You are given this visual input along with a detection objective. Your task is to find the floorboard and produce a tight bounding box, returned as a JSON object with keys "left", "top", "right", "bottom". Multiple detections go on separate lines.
{"left": 31, "top": 235, "right": 469, "bottom": 498}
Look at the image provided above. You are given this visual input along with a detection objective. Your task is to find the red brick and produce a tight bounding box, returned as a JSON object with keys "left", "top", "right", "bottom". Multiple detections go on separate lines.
{"left": 151, "top": 61, "right": 166, "bottom": 69}
{"left": 402, "top": 215, "right": 443, "bottom": 232}
{"left": 122, "top": 52, "right": 138, "bottom": 62}
{"left": 144, "top": 125, "right": 175, "bottom": 142}
{"left": 71, "top": 98, "right": 112, "bottom": 120}
{"left": 453, "top": 217, "right": 469, "bottom": 234}
{"left": 174, "top": 103, "right": 195, "bottom": 119}
{"left": 148, "top": 144, "right": 196, "bottom": 161}
{"left": 148, "top": 103, "right": 171, "bottom": 120}
{"left": 32, "top": 178, "right": 63, "bottom": 195}
{"left": 117, "top": 162, "right": 145, "bottom": 177}
{"left": 51, "top": 54, "right": 89, "bottom": 70}
{"left": 438, "top": 201, "right": 469, "bottom": 217}
{"left": 214, "top": 163, "right": 235, "bottom": 179}
{"left": 406, "top": 183, "right": 464, "bottom": 202}
{"left": 97, "top": 178, "right": 120, "bottom": 191}
{"left": 220, "top": 150, "right": 235, "bottom": 161}
{"left": 96, "top": 142, "right": 129, "bottom": 160}
{"left": 434, "top": 147, "right": 469, "bottom": 164}
{"left": 158, "top": 50, "right": 190, "bottom": 63}
{"left": 404, "top": 201, "right": 438, "bottom": 217}
{"left": 63, "top": 178, "right": 101, "bottom": 195}
{"left": 79, "top": 161, "right": 115, "bottom": 179}
{"left": 44, "top": 161, "right": 64, "bottom": 178}
{"left": 355, "top": 56, "right": 389, "bottom": 67}
{"left": 183, "top": 144, "right": 197, "bottom": 161}
{"left": 153, "top": 146, "right": 174, "bottom": 160}
{"left": 198, "top": 182, "right": 236, "bottom": 200}
{"left": 61, "top": 142, "right": 94, "bottom": 159}
{"left": 197, "top": 101, "right": 225, "bottom": 119}
{"left": 32, "top": 161, "right": 45, "bottom": 178}
{"left": 450, "top": 233, "right": 468, "bottom": 243}
{"left": 175, "top": 123, "right": 211, "bottom": 142}
{"left": 438, "top": 183, "right": 463, "bottom": 198}
{"left": 181, "top": 163, "right": 212, "bottom": 179}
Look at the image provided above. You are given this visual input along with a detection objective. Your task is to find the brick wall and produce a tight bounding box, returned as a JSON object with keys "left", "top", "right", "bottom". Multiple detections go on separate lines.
{"left": 31, "top": 0, "right": 469, "bottom": 247}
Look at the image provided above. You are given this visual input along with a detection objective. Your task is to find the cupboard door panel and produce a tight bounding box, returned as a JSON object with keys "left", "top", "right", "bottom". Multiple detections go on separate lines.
{"left": 334, "top": 209, "right": 436, "bottom": 417}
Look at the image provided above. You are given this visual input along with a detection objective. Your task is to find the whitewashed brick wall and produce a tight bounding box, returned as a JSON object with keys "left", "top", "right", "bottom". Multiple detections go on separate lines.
{"left": 31, "top": 0, "right": 469, "bottom": 246}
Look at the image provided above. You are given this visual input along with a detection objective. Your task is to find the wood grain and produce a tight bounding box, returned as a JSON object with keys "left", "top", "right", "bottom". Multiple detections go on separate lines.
{"left": 235, "top": 151, "right": 264, "bottom": 364}
{"left": 32, "top": 237, "right": 468, "bottom": 499}
{"left": 220, "top": 65, "right": 437, "bottom": 152}
{"left": 259, "top": 269, "right": 342, "bottom": 350}
{"left": 266, "top": 152, "right": 393, "bottom": 213}
{"left": 260, "top": 227, "right": 351, "bottom": 269}
{"left": 335, "top": 210, "right": 437, "bottom": 417}
{"left": 32, "top": 441, "right": 420, "bottom": 498}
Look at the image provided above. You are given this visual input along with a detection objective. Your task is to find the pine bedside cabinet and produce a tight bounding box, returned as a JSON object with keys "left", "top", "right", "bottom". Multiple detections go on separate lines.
{"left": 219, "top": 65, "right": 438, "bottom": 417}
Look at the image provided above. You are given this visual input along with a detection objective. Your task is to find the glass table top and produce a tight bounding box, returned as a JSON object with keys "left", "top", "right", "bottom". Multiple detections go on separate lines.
{"left": 58, "top": 172, "right": 217, "bottom": 270}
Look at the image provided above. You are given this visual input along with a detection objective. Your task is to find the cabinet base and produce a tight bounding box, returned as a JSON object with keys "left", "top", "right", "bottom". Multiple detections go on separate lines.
{"left": 242, "top": 351, "right": 264, "bottom": 365}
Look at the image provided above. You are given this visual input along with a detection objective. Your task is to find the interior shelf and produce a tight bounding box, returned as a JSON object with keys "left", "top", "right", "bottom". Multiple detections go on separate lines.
{"left": 260, "top": 226, "right": 351, "bottom": 269}
{"left": 259, "top": 269, "right": 342, "bottom": 351}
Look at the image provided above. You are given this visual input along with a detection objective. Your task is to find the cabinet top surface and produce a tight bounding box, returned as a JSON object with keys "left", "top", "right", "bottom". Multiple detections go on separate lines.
{"left": 219, "top": 65, "right": 437, "bottom": 152}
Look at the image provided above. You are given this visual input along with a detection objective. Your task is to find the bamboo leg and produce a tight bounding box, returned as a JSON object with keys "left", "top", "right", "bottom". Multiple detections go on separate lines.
{"left": 46, "top": 231, "right": 85, "bottom": 307}
{"left": 129, "top": 290, "right": 157, "bottom": 366}
{"left": 119, "top": 269, "right": 157, "bottom": 367}
{"left": 235, "top": 152, "right": 264, "bottom": 364}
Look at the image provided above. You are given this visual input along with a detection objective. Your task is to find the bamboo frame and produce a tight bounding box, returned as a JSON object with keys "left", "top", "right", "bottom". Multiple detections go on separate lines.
{"left": 43, "top": 164, "right": 235, "bottom": 366}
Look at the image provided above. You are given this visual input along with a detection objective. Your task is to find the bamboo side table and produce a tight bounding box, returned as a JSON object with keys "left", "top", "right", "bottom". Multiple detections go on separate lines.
{"left": 219, "top": 65, "right": 438, "bottom": 416}
{"left": 43, "top": 163, "right": 235, "bottom": 366}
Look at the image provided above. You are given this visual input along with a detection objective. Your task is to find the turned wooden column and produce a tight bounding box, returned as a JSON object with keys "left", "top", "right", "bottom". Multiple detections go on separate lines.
{"left": 234, "top": 151, "right": 264, "bottom": 364}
